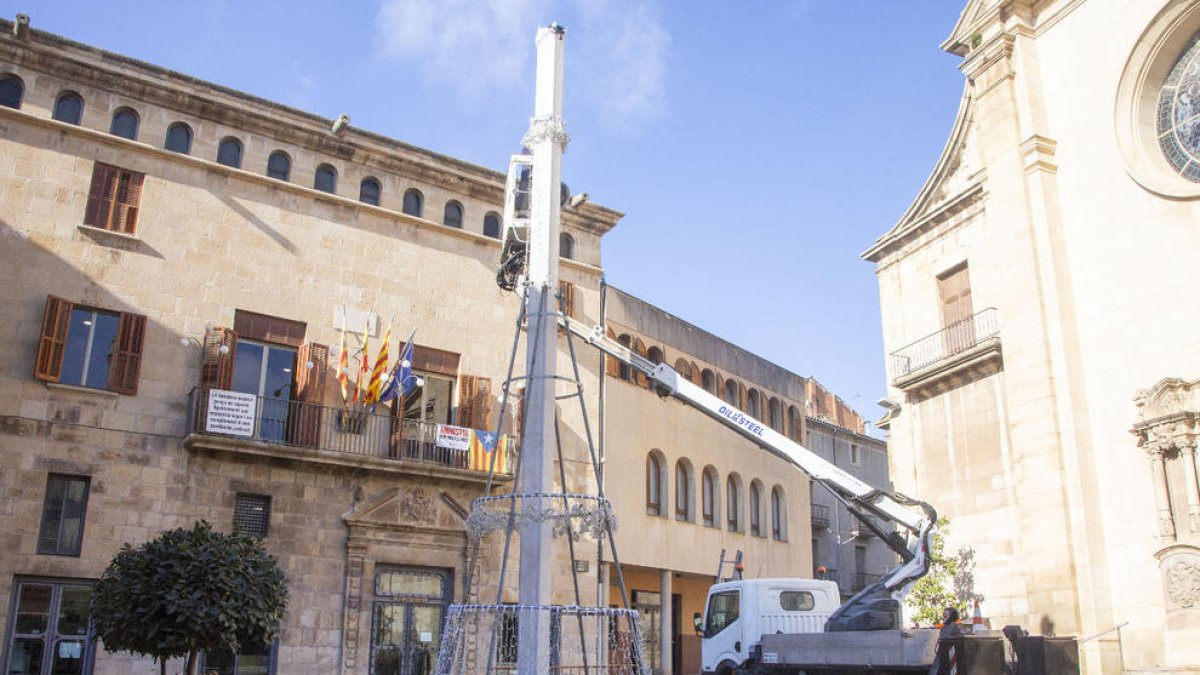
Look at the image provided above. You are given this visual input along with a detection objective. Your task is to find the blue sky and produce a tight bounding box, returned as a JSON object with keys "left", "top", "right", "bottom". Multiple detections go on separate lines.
{"left": 10, "top": 1, "right": 968, "bottom": 426}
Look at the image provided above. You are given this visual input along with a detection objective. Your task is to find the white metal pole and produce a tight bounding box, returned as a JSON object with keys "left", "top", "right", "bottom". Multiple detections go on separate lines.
{"left": 517, "top": 23, "right": 567, "bottom": 675}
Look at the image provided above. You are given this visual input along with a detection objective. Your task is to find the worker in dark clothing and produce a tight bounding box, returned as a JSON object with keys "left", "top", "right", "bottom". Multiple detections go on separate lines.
{"left": 929, "top": 606, "right": 966, "bottom": 675}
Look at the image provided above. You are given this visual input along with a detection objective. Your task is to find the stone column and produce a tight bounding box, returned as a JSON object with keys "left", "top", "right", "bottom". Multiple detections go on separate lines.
{"left": 341, "top": 540, "right": 369, "bottom": 675}
{"left": 659, "top": 569, "right": 673, "bottom": 675}
{"left": 1148, "top": 449, "right": 1176, "bottom": 541}
{"left": 1183, "top": 442, "right": 1200, "bottom": 533}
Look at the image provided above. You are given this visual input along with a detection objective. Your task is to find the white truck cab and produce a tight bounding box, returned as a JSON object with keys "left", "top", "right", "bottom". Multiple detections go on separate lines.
{"left": 697, "top": 578, "right": 840, "bottom": 675}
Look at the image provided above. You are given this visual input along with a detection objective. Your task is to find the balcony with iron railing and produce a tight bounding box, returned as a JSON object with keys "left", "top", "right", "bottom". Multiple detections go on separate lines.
{"left": 889, "top": 308, "right": 1001, "bottom": 391}
{"left": 849, "top": 572, "right": 883, "bottom": 592}
{"left": 810, "top": 503, "right": 830, "bottom": 530}
{"left": 183, "top": 388, "right": 517, "bottom": 481}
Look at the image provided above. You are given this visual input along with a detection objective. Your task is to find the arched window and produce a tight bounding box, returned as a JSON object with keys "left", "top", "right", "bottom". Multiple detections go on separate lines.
{"left": 749, "top": 481, "right": 763, "bottom": 536}
{"left": 0, "top": 74, "right": 23, "bottom": 109}
{"left": 726, "top": 474, "right": 741, "bottom": 532}
{"left": 617, "top": 335, "right": 633, "bottom": 382}
{"left": 52, "top": 91, "right": 83, "bottom": 124}
{"left": 769, "top": 398, "right": 782, "bottom": 431}
{"left": 217, "top": 137, "right": 243, "bottom": 168}
{"left": 674, "top": 358, "right": 692, "bottom": 382}
{"left": 560, "top": 232, "right": 574, "bottom": 259}
{"left": 702, "top": 370, "right": 718, "bottom": 396}
{"left": 702, "top": 467, "right": 717, "bottom": 527}
{"left": 646, "top": 452, "right": 664, "bottom": 516}
{"left": 648, "top": 346, "right": 664, "bottom": 365}
{"left": 359, "top": 177, "right": 381, "bottom": 206}
{"left": 747, "top": 389, "right": 761, "bottom": 419}
{"left": 314, "top": 163, "right": 337, "bottom": 193}
{"left": 267, "top": 151, "right": 291, "bottom": 181}
{"left": 443, "top": 200, "right": 463, "bottom": 228}
{"left": 771, "top": 486, "right": 786, "bottom": 541}
{"left": 164, "top": 122, "right": 193, "bottom": 154}
{"left": 109, "top": 107, "right": 139, "bottom": 140}
{"left": 675, "top": 460, "right": 692, "bottom": 521}
{"left": 723, "top": 379, "right": 740, "bottom": 407}
{"left": 403, "top": 189, "right": 423, "bottom": 217}
{"left": 788, "top": 406, "right": 802, "bottom": 441}
{"left": 483, "top": 212, "right": 501, "bottom": 238}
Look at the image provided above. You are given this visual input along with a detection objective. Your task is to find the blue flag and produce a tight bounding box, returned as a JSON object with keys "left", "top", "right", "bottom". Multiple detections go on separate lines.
{"left": 379, "top": 330, "right": 417, "bottom": 403}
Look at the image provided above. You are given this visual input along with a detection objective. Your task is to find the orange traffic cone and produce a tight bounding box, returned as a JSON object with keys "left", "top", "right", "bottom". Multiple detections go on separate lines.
{"left": 972, "top": 599, "right": 985, "bottom": 630}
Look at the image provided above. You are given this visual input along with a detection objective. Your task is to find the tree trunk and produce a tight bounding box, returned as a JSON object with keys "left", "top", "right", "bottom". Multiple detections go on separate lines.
{"left": 160, "top": 657, "right": 166, "bottom": 675}
{"left": 186, "top": 649, "right": 200, "bottom": 675}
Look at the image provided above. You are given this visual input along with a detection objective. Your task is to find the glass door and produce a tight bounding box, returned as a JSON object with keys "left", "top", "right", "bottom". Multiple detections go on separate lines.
{"left": 370, "top": 568, "right": 449, "bottom": 675}
{"left": 5, "top": 580, "right": 94, "bottom": 675}
{"left": 231, "top": 340, "right": 297, "bottom": 443}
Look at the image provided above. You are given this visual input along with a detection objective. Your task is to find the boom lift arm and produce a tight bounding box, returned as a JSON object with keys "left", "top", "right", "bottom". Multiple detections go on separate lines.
{"left": 560, "top": 315, "right": 937, "bottom": 632}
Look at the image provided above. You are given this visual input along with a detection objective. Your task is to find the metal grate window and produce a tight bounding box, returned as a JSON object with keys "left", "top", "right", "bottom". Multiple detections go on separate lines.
{"left": 233, "top": 493, "right": 271, "bottom": 539}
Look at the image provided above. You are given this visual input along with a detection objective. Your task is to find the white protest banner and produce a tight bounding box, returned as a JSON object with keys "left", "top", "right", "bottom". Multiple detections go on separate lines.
{"left": 205, "top": 390, "right": 257, "bottom": 437}
{"left": 436, "top": 424, "right": 471, "bottom": 450}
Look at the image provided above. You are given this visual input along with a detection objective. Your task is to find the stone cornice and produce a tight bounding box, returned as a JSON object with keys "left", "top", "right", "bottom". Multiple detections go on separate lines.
{"left": 0, "top": 21, "right": 624, "bottom": 237}
{"left": 863, "top": 181, "right": 985, "bottom": 263}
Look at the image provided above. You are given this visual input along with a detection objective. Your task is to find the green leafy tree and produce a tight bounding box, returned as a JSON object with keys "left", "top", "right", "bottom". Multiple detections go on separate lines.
{"left": 90, "top": 521, "right": 289, "bottom": 675}
{"left": 904, "top": 517, "right": 982, "bottom": 627}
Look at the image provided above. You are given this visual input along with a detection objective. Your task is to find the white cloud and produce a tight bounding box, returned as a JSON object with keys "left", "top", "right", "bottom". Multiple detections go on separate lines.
{"left": 375, "top": 0, "right": 546, "bottom": 93}
{"left": 374, "top": 0, "right": 670, "bottom": 125}
{"left": 572, "top": 0, "right": 669, "bottom": 127}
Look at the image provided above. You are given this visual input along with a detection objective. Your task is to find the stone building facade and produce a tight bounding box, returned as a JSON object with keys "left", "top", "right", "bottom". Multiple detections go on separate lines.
{"left": 0, "top": 16, "right": 886, "bottom": 675}
{"left": 864, "top": 1, "right": 1200, "bottom": 673}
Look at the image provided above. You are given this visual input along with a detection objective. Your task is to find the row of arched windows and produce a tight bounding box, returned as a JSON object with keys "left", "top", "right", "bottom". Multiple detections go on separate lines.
{"left": 0, "top": 74, "right": 587, "bottom": 256}
{"left": 646, "top": 451, "right": 788, "bottom": 541}
{"left": 610, "top": 332, "right": 805, "bottom": 442}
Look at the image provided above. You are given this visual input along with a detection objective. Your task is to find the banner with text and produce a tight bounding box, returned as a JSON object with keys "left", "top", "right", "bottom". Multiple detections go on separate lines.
{"left": 436, "top": 424, "right": 471, "bottom": 450}
{"left": 205, "top": 390, "right": 257, "bottom": 437}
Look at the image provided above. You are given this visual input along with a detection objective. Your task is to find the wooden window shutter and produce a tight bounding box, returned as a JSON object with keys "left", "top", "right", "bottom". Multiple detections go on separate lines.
{"left": 295, "top": 343, "right": 328, "bottom": 404}
{"left": 83, "top": 163, "right": 117, "bottom": 229}
{"left": 458, "top": 375, "right": 492, "bottom": 430}
{"left": 199, "top": 327, "right": 237, "bottom": 390}
{"left": 34, "top": 295, "right": 73, "bottom": 382}
{"left": 113, "top": 170, "right": 144, "bottom": 233}
{"left": 292, "top": 342, "right": 328, "bottom": 447}
{"left": 557, "top": 281, "right": 575, "bottom": 319}
{"left": 107, "top": 312, "right": 147, "bottom": 394}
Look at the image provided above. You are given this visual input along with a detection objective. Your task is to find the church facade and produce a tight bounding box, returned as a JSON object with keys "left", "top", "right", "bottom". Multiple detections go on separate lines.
{"left": 865, "top": 1, "right": 1200, "bottom": 673}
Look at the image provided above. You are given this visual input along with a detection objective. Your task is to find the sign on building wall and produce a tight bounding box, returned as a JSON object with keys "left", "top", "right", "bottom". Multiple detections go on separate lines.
{"left": 436, "top": 424, "right": 471, "bottom": 450}
{"left": 205, "top": 390, "right": 257, "bottom": 437}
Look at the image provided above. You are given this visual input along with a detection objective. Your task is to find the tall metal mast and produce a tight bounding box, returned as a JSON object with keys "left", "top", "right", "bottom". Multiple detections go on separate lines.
{"left": 516, "top": 23, "right": 567, "bottom": 675}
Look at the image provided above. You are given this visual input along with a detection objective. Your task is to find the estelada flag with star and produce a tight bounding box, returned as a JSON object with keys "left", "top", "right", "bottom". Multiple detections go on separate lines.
{"left": 468, "top": 429, "right": 509, "bottom": 474}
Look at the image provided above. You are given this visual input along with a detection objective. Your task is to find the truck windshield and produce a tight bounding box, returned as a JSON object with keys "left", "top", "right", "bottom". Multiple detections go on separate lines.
{"left": 704, "top": 591, "right": 740, "bottom": 637}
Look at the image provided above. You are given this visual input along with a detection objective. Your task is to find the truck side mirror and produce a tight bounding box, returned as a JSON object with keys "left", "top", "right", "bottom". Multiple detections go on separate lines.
{"left": 693, "top": 612, "right": 704, "bottom": 636}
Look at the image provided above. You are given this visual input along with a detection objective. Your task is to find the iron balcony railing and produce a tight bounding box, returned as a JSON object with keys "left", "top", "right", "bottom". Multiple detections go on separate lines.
{"left": 810, "top": 503, "right": 831, "bottom": 530}
{"left": 889, "top": 307, "right": 999, "bottom": 379}
{"left": 186, "top": 388, "right": 516, "bottom": 474}
{"left": 850, "top": 572, "right": 883, "bottom": 592}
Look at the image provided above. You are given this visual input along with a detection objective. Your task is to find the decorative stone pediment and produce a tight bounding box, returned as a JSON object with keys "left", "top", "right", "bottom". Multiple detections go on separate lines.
{"left": 1133, "top": 378, "right": 1199, "bottom": 454}
{"left": 343, "top": 485, "right": 468, "bottom": 535}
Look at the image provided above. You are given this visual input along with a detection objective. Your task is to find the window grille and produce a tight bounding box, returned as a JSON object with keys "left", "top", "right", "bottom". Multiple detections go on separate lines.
{"left": 234, "top": 494, "right": 271, "bottom": 538}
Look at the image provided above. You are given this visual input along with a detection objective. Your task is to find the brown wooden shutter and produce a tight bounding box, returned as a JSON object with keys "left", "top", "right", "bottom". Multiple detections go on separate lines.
{"left": 34, "top": 295, "right": 73, "bottom": 382}
{"left": 107, "top": 312, "right": 146, "bottom": 394}
{"left": 938, "top": 264, "right": 975, "bottom": 354}
{"left": 557, "top": 281, "right": 575, "bottom": 319}
{"left": 199, "top": 327, "right": 237, "bottom": 390}
{"left": 114, "top": 170, "right": 144, "bottom": 234}
{"left": 458, "top": 374, "right": 492, "bottom": 430}
{"left": 84, "top": 163, "right": 117, "bottom": 229}
{"left": 292, "top": 342, "right": 328, "bottom": 447}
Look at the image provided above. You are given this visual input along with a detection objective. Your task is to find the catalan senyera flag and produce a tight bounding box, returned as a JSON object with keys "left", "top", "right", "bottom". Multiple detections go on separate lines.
{"left": 365, "top": 323, "right": 392, "bottom": 405}
{"left": 337, "top": 313, "right": 349, "bottom": 403}
{"left": 468, "top": 429, "right": 510, "bottom": 474}
{"left": 353, "top": 318, "right": 369, "bottom": 405}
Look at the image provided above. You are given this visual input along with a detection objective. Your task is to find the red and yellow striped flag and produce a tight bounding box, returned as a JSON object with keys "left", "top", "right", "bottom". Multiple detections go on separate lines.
{"left": 337, "top": 312, "right": 349, "bottom": 403}
{"left": 365, "top": 323, "right": 391, "bottom": 405}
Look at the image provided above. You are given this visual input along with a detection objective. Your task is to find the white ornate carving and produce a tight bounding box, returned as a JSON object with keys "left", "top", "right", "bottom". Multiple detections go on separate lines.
{"left": 522, "top": 115, "right": 570, "bottom": 150}
{"left": 1162, "top": 512, "right": 1179, "bottom": 539}
{"left": 1166, "top": 559, "right": 1200, "bottom": 609}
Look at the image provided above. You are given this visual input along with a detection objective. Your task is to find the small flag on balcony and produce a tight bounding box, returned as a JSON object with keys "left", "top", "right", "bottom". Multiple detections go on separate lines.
{"left": 337, "top": 311, "right": 349, "bottom": 404}
{"left": 380, "top": 330, "right": 417, "bottom": 404}
{"left": 469, "top": 429, "right": 509, "bottom": 474}
{"left": 365, "top": 322, "right": 392, "bottom": 405}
